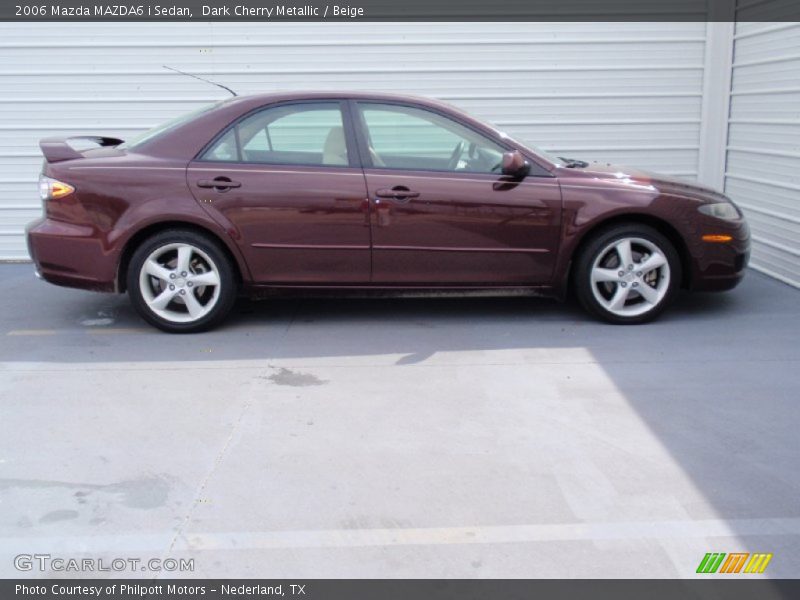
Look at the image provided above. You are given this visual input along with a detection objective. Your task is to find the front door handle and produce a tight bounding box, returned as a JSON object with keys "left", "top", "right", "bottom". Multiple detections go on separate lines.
{"left": 375, "top": 186, "right": 420, "bottom": 202}
{"left": 197, "top": 177, "right": 241, "bottom": 191}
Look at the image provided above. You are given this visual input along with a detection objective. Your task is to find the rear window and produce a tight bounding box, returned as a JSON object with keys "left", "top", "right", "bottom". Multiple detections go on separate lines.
{"left": 119, "top": 102, "right": 226, "bottom": 150}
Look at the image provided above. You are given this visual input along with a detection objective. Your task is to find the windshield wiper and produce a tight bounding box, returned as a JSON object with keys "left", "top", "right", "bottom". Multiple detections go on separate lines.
{"left": 559, "top": 157, "right": 589, "bottom": 168}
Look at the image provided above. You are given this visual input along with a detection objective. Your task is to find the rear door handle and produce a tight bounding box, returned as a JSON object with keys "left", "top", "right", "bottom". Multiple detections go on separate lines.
{"left": 375, "top": 186, "right": 420, "bottom": 202}
{"left": 197, "top": 177, "right": 241, "bottom": 191}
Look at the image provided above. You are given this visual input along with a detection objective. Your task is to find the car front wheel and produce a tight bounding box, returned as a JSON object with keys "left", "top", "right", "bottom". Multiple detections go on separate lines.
{"left": 574, "top": 224, "right": 681, "bottom": 324}
{"left": 127, "top": 229, "right": 237, "bottom": 333}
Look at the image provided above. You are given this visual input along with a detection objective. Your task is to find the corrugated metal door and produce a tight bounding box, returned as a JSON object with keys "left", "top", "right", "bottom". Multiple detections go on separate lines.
{"left": 725, "top": 22, "right": 800, "bottom": 288}
{"left": 0, "top": 22, "right": 707, "bottom": 259}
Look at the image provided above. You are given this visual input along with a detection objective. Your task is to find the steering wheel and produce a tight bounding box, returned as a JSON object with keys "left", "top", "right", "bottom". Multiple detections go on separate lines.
{"left": 447, "top": 141, "right": 466, "bottom": 170}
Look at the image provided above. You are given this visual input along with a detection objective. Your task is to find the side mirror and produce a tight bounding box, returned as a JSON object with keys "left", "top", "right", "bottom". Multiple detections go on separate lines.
{"left": 501, "top": 150, "right": 530, "bottom": 178}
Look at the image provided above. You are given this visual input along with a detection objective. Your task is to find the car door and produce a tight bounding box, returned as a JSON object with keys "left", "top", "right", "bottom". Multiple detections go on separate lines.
{"left": 187, "top": 101, "right": 371, "bottom": 284}
{"left": 352, "top": 101, "right": 562, "bottom": 285}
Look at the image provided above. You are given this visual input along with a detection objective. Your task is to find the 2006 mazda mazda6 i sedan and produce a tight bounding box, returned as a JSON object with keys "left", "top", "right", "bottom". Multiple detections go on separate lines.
{"left": 27, "top": 92, "right": 750, "bottom": 332}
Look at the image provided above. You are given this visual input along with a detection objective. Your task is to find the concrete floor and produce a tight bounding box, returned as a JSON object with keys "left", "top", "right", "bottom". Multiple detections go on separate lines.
{"left": 0, "top": 263, "right": 798, "bottom": 579}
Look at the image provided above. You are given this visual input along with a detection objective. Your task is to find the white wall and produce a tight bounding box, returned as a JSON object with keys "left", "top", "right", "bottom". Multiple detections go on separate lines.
{"left": 0, "top": 22, "right": 709, "bottom": 260}
{"left": 9, "top": 21, "right": 800, "bottom": 290}
{"left": 725, "top": 22, "right": 800, "bottom": 288}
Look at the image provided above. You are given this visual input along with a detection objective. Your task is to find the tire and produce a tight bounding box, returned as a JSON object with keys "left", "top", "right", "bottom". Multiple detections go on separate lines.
{"left": 127, "top": 229, "right": 237, "bottom": 333}
{"left": 573, "top": 224, "right": 681, "bottom": 324}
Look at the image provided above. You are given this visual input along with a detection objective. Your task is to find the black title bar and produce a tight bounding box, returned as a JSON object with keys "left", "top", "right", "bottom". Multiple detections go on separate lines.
{"left": 4, "top": 0, "right": 800, "bottom": 21}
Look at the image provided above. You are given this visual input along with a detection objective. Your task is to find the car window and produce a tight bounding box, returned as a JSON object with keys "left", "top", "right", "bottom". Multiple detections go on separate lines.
{"left": 204, "top": 128, "right": 238, "bottom": 161}
{"left": 202, "top": 103, "right": 349, "bottom": 167}
{"left": 120, "top": 101, "right": 227, "bottom": 150}
{"left": 358, "top": 103, "right": 505, "bottom": 173}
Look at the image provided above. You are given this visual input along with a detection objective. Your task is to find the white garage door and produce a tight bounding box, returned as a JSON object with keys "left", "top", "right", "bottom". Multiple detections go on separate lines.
{"left": 725, "top": 22, "right": 800, "bottom": 288}
{"left": 0, "top": 22, "right": 708, "bottom": 259}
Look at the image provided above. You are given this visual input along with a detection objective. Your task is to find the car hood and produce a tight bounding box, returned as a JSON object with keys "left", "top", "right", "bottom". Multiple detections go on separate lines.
{"left": 560, "top": 161, "right": 729, "bottom": 203}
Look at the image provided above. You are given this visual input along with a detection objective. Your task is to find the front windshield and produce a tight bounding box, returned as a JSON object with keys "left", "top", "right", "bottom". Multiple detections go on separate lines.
{"left": 118, "top": 101, "right": 226, "bottom": 150}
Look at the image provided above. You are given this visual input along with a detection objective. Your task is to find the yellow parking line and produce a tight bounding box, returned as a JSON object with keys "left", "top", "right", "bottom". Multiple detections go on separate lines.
{"left": 7, "top": 327, "right": 150, "bottom": 336}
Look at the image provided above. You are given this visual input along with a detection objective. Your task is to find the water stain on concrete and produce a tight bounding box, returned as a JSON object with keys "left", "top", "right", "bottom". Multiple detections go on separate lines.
{"left": 266, "top": 367, "right": 327, "bottom": 387}
{"left": 396, "top": 351, "right": 434, "bottom": 365}
{"left": 108, "top": 476, "right": 172, "bottom": 509}
{"left": 39, "top": 509, "right": 79, "bottom": 523}
{"left": 0, "top": 474, "right": 172, "bottom": 510}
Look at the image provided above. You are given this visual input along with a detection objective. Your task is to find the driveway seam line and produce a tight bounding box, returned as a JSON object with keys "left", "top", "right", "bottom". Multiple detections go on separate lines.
{"left": 159, "top": 394, "right": 254, "bottom": 571}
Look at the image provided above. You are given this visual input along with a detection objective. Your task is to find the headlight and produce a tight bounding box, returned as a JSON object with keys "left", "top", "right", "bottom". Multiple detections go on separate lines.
{"left": 698, "top": 202, "right": 740, "bottom": 220}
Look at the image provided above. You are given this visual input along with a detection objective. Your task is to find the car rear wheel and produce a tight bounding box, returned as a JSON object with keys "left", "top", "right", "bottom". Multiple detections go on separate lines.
{"left": 127, "top": 230, "right": 237, "bottom": 333}
{"left": 574, "top": 224, "right": 681, "bottom": 324}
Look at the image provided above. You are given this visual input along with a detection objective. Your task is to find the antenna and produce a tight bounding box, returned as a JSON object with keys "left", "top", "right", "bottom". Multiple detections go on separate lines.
{"left": 162, "top": 65, "right": 238, "bottom": 97}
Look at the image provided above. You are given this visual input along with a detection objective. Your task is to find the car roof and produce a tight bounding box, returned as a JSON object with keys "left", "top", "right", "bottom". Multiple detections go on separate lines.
{"left": 226, "top": 91, "right": 459, "bottom": 111}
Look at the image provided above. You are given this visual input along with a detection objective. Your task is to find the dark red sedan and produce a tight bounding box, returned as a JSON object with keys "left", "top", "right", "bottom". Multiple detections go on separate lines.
{"left": 27, "top": 92, "right": 749, "bottom": 332}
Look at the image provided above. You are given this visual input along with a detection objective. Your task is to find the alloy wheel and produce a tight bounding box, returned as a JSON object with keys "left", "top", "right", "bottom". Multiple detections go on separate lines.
{"left": 589, "top": 237, "right": 671, "bottom": 318}
{"left": 138, "top": 242, "right": 222, "bottom": 323}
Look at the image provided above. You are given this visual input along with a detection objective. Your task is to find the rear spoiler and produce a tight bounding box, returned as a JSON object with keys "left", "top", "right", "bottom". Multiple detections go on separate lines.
{"left": 39, "top": 136, "right": 124, "bottom": 163}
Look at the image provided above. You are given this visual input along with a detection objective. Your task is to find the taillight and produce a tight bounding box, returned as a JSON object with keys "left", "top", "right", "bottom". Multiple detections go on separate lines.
{"left": 39, "top": 174, "right": 75, "bottom": 201}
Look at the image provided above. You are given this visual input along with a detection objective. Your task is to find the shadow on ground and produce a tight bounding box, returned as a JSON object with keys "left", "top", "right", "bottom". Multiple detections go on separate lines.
{"left": 1, "top": 264, "right": 798, "bottom": 575}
